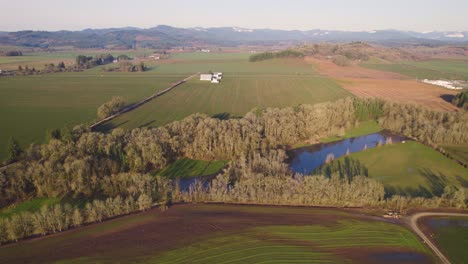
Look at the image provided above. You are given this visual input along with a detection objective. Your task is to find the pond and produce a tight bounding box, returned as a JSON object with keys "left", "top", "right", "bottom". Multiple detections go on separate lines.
{"left": 289, "top": 131, "right": 409, "bottom": 175}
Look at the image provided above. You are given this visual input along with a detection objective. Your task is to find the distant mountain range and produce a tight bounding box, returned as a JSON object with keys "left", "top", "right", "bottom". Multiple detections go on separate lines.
{"left": 1, "top": 25, "right": 467, "bottom": 49}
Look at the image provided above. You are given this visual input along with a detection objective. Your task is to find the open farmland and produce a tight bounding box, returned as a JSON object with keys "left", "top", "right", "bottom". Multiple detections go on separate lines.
{"left": 336, "top": 141, "right": 468, "bottom": 196}
{"left": 0, "top": 73, "right": 183, "bottom": 160}
{"left": 0, "top": 204, "right": 434, "bottom": 264}
{"left": 0, "top": 49, "right": 155, "bottom": 70}
{"left": 100, "top": 53, "right": 350, "bottom": 131}
{"left": 420, "top": 216, "right": 468, "bottom": 263}
{"left": 363, "top": 59, "right": 468, "bottom": 81}
{"left": 307, "top": 57, "right": 460, "bottom": 111}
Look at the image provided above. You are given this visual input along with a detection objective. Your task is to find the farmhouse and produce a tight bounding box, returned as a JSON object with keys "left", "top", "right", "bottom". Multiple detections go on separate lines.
{"left": 200, "top": 72, "right": 223, "bottom": 83}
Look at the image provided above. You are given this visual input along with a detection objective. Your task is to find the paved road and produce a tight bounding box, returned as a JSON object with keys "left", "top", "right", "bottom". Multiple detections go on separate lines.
{"left": 406, "top": 212, "right": 468, "bottom": 264}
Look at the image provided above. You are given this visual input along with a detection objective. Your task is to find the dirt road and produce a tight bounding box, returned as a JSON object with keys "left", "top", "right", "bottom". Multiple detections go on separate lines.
{"left": 406, "top": 212, "right": 468, "bottom": 264}
{"left": 89, "top": 73, "right": 198, "bottom": 130}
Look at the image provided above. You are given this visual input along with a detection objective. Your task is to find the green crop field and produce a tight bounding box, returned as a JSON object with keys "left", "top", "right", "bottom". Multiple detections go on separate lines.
{"left": 102, "top": 75, "right": 350, "bottom": 131}
{"left": 158, "top": 158, "right": 227, "bottom": 179}
{"left": 423, "top": 216, "right": 468, "bottom": 264}
{"left": 363, "top": 59, "right": 468, "bottom": 80}
{"left": 320, "top": 120, "right": 382, "bottom": 144}
{"left": 340, "top": 141, "right": 468, "bottom": 196}
{"left": 0, "top": 51, "right": 351, "bottom": 162}
{"left": 0, "top": 204, "right": 433, "bottom": 263}
{"left": 150, "top": 220, "right": 430, "bottom": 263}
{"left": 0, "top": 73, "right": 183, "bottom": 161}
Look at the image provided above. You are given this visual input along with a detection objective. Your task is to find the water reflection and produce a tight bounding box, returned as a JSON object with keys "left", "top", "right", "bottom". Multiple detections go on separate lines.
{"left": 289, "top": 131, "right": 409, "bottom": 175}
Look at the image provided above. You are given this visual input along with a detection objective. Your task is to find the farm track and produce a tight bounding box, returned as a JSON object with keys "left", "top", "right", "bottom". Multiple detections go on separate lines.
{"left": 90, "top": 73, "right": 198, "bottom": 130}
{"left": 406, "top": 212, "right": 468, "bottom": 264}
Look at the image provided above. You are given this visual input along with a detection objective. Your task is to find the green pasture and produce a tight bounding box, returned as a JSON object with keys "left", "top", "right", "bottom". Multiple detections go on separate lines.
{"left": 341, "top": 141, "right": 468, "bottom": 196}
{"left": 363, "top": 59, "right": 468, "bottom": 80}
{"left": 0, "top": 196, "right": 87, "bottom": 218}
{"left": 101, "top": 75, "right": 350, "bottom": 131}
{"left": 321, "top": 120, "right": 382, "bottom": 143}
{"left": 0, "top": 73, "right": 182, "bottom": 161}
{"left": 158, "top": 158, "right": 227, "bottom": 179}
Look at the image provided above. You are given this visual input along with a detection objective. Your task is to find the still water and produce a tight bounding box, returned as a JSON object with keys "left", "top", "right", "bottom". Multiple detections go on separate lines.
{"left": 289, "top": 131, "right": 409, "bottom": 175}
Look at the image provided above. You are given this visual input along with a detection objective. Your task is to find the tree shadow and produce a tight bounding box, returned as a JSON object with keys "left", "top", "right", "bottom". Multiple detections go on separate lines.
{"left": 384, "top": 185, "right": 432, "bottom": 198}
{"left": 139, "top": 120, "right": 156, "bottom": 128}
{"left": 440, "top": 94, "right": 455, "bottom": 103}
{"left": 419, "top": 168, "right": 448, "bottom": 197}
{"left": 94, "top": 120, "right": 129, "bottom": 133}
{"left": 384, "top": 168, "right": 450, "bottom": 198}
{"left": 212, "top": 112, "right": 231, "bottom": 120}
{"left": 456, "top": 175, "right": 468, "bottom": 188}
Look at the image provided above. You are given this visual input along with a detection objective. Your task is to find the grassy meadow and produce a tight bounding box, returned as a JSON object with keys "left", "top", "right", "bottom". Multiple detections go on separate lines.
{"left": 0, "top": 73, "right": 182, "bottom": 160}
{"left": 158, "top": 158, "right": 227, "bottom": 179}
{"left": 320, "top": 120, "right": 382, "bottom": 143}
{"left": 340, "top": 141, "right": 468, "bottom": 196}
{"left": 363, "top": 59, "right": 468, "bottom": 80}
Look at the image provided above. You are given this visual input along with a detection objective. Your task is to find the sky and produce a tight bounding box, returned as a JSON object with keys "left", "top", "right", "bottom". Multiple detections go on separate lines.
{"left": 0, "top": 0, "right": 467, "bottom": 32}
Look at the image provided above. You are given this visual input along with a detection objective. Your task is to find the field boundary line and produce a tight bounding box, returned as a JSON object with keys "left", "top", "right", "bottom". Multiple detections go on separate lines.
{"left": 89, "top": 73, "right": 198, "bottom": 130}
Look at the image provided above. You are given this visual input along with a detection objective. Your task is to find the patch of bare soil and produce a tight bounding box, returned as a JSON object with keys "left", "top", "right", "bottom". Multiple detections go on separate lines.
{"left": 341, "top": 78, "right": 459, "bottom": 112}
{"left": 306, "top": 57, "right": 406, "bottom": 79}
{"left": 306, "top": 57, "right": 459, "bottom": 112}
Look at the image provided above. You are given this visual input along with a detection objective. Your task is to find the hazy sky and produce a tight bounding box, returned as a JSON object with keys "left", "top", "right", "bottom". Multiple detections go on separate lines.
{"left": 1, "top": 0, "right": 467, "bottom": 32}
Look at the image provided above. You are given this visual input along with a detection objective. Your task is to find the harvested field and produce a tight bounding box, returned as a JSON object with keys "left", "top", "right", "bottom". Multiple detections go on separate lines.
{"left": 340, "top": 78, "right": 459, "bottom": 112}
{"left": 307, "top": 57, "right": 459, "bottom": 111}
{"left": 0, "top": 204, "right": 434, "bottom": 264}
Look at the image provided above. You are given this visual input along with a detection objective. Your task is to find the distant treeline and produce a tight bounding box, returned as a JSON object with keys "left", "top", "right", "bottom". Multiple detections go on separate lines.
{"left": 249, "top": 50, "right": 304, "bottom": 62}
{"left": 0, "top": 51, "right": 23, "bottom": 56}
{"left": 0, "top": 54, "right": 131, "bottom": 77}
{"left": 452, "top": 90, "right": 468, "bottom": 110}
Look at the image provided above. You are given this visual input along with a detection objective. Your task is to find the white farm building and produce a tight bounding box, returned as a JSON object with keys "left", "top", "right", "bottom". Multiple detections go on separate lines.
{"left": 200, "top": 72, "right": 223, "bottom": 83}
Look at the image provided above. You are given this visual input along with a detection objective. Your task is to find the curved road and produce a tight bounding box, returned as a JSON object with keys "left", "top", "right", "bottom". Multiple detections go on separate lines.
{"left": 407, "top": 212, "right": 468, "bottom": 264}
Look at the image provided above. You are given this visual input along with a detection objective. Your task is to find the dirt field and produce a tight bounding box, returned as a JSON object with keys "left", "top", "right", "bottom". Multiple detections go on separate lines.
{"left": 0, "top": 204, "right": 433, "bottom": 264}
{"left": 306, "top": 57, "right": 459, "bottom": 111}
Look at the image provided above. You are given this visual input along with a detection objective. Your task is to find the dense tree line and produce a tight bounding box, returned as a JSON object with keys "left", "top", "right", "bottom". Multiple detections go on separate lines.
{"left": 0, "top": 192, "right": 163, "bottom": 245}
{"left": 180, "top": 150, "right": 465, "bottom": 210}
{"left": 97, "top": 96, "right": 127, "bottom": 119}
{"left": 452, "top": 90, "right": 468, "bottom": 110}
{"left": 2, "top": 97, "right": 467, "bottom": 207}
{"left": 378, "top": 102, "right": 468, "bottom": 146}
{"left": 181, "top": 150, "right": 385, "bottom": 207}
{"left": 103, "top": 61, "right": 147, "bottom": 72}
{"left": 249, "top": 50, "right": 304, "bottom": 62}
{"left": 75, "top": 54, "right": 114, "bottom": 69}
{"left": 0, "top": 97, "right": 466, "bottom": 244}
{"left": 1, "top": 51, "right": 23, "bottom": 56}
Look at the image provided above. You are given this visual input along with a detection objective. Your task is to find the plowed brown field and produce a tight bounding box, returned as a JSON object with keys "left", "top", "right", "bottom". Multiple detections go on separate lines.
{"left": 0, "top": 204, "right": 433, "bottom": 264}
{"left": 307, "top": 57, "right": 459, "bottom": 111}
